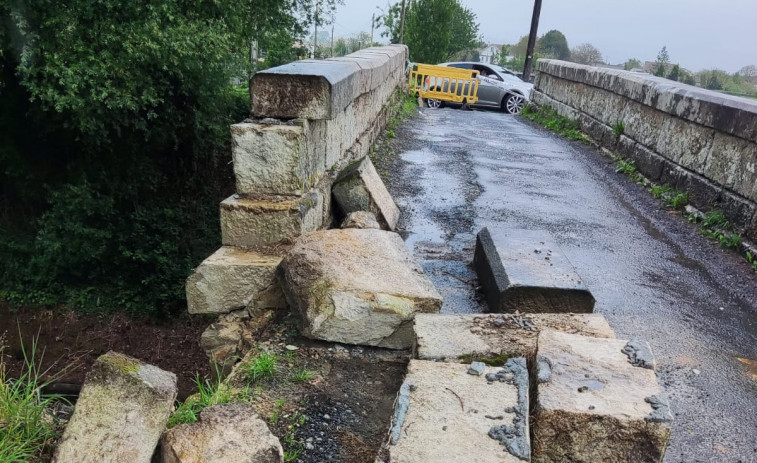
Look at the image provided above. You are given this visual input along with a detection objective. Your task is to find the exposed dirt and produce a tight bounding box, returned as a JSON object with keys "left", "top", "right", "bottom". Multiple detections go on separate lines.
{"left": 0, "top": 303, "right": 212, "bottom": 399}
{"left": 224, "top": 314, "right": 408, "bottom": 463}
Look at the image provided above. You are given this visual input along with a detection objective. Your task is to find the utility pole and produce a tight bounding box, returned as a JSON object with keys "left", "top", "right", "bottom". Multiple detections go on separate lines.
{"left": 313, "top": 0, "right": 319, "bottom": 58}
{"left": 330, "top": 24, "right": 335, "bottom": 57}
{"left": 522, "top": 0, "right": 542, "bottom": 83}
{"left": 370, "top": 13, "right": 375, "bottom": 46}
{"left": 399, "top": 0, "right": 407, "bottom": 44}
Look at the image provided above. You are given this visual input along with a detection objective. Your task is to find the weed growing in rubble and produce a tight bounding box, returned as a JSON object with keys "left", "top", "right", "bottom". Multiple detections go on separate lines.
{"left": 168, "top": 370, "right": 246, "bottom": 428}
{"left": 291, "top": 367, "right": 314, "bottom": 383}
{"left": 0, "top": 336, "right": 68, "bottom": 462}
{"left": 240, "top": 351, "right": 278, "bottom": 383}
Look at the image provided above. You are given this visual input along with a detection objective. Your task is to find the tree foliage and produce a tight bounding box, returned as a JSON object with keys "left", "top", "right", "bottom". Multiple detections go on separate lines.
{"left": 570, "top": 43, "right": 603, "bottom": 66}
{"left": 538, "top": 30, "right": 570, "bottom": 60}
{"left": 624, "top": 58, "right": 642, "bottom": 71}
{"left": 0, "top": 0, "right": 339, "bottom": 317}
{"left": 386, "top": 0, "right": 479, "bottom": 63}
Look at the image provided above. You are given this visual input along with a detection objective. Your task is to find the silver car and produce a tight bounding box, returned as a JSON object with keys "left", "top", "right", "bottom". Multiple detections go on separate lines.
{"left": 428, "top": 61, "right": 533, "bottom": 114}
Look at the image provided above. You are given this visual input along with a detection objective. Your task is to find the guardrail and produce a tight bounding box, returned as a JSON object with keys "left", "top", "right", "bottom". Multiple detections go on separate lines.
{"left": 409, "top": 64, "right": 480, "bottom": 105}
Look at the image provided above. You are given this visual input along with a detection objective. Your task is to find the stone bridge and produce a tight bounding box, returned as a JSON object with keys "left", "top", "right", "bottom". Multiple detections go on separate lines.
{"left": 165, "top": 49, "right": 757, "bottom": 463}
{"left": 533, "top": 59, "right": 757, "bottom": 241}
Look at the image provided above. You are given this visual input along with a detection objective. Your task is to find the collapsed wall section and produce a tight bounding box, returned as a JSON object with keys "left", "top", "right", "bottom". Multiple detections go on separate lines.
{"left": 187, "top": 45, "right": 409, "bottom": 316}
{"left": 532, "top": 59, "right": 757, "bottom": 240}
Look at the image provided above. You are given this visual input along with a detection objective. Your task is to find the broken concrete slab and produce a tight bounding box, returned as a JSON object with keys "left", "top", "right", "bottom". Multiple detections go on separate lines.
{"left": 332, "top": 156, "right": 400, "bottom": 231}
{"left": 161, "top": 403, "right": 283, "bottom": 463}
{"left": 220, "top": 193, "right": 323, "bottom": 248}
{"left": 279, "top": 229, "right": 442, "bottom": 349}
{"left": 231, "top": 120, "right": 320, "bottom": 197}
{"left": 340, "top": 211, "right": 381, "bottom": 229}
{"left": 414, "top": 313, "right": 615, "bottom": 362}
{"left": 474, "top": 228, "right": 595, "bottom": 313}
{"left": 186, "top": 246, "right": 286, "bottom": 315}
{"left": 382, "top": 359, "right": 529, "bottom": 462}
{"left": 532, "top": 330, "right": 672, "bottom": 463}
{"left": 53, "top": 352, "right": 177, "bottom": 463}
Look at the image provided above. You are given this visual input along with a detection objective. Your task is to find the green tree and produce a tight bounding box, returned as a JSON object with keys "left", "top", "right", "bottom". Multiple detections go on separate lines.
{"left": 403, "top": 0, "right": 479, "bottom": 63}
{"left": 0, "top": 0, "right": 339, "bottom": 316}
{"left": 624, "top": 58, "right": 642, "bottom": 71}
{"left": 570, "top": 43, "right": 603, "bottom": 65}
{"left": 654, "top": 46, "right": 670, "bottom": 77}
{"left": 667, "top": 64, "right": 681, "bottom": 82}
{"left": 377, "top": 1, "right": 403, "bottom": 43}
{"left": 334, "top": 38, "right": 350, "bottom": 56}
{"left": 538, "top": 30, "right": 570, "bottom": 60}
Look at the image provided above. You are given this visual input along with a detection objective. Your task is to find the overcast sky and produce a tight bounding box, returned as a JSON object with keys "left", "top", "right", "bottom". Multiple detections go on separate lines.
{"left": 331, "top": 0, "right": 757, "bottom": 73}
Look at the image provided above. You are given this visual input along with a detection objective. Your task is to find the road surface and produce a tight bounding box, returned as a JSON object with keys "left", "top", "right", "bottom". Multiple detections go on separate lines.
{"left": 389, "top": 107, "right": 757, "bottom": 463}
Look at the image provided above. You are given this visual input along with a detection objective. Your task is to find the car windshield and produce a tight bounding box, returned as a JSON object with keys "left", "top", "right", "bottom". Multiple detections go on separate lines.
{"left": 495, "top": 67, "right": 524, "bottom": 82}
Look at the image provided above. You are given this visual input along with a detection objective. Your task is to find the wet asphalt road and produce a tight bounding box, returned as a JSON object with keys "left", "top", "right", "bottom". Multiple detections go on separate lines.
{"left": 391, "top": 107, "right": 757, "bottom": 462}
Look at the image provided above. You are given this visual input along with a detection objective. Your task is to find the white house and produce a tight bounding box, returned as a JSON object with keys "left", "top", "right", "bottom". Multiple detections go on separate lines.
{"left": 478, "top": 44, "right": 501, "bottom": 64}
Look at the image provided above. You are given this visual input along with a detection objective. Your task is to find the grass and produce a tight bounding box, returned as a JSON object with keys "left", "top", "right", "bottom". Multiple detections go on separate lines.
{"left": 612, "top": 120, "right": 625, "bottom": 139}
{"left": 0, "top": 335, "right": 67, "bottom": 462}
{"left": 688, "top": 209, "right": 743, "bottom": 251}
{"left": 291, "top": 367, "right": 314, "bottom": 383}
{"left": 168, "top": 369, "right": 248, "bottom": 428}
{"left": 239, "top": 351, "right": 278, "bottom": 384}
{"left": 520, "top": 104, "right": 588, "bottom": 142}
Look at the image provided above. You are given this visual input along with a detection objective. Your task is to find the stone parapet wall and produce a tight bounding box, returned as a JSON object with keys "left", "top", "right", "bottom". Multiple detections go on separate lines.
{"left": 532, "top": 59, "right": 757, "bottom": 240}
{"left": 186, "top": 45, "right": 409, "bottom": 315}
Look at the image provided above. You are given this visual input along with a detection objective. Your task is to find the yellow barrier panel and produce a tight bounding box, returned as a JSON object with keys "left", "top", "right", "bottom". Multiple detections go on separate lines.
{"left": 409, "top": 63, "right": 480, "bottom": 105}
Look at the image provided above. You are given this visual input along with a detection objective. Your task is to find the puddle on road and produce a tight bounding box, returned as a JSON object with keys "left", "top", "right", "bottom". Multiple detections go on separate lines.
{"left": 401, "top": 149, "right": 434, "bottom": 165}
{"left": 735, "top": 357, "right": 757, "bottom": 381}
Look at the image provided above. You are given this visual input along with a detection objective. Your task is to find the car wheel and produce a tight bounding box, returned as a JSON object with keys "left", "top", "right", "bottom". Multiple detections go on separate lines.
{"left": 426, "top": 98, "right": 444, "bottom": 109}
{"left": 504, "top": 93, "right": 525, "bottom": 115}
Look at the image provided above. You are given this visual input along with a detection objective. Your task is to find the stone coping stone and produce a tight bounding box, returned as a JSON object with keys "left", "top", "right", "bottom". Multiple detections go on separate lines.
{"left": 537, "top": 59, "right": 757, "bottom": 143}
{"left": 332, "top": 156, "right": 400, "bottom": 231}
{"left": 186, "top": 246, "right": 286, "bottom": 315}
{"left": 251, "top": 46, "right": 407, "bottom": 120}
{"left": 532, "top": 330, "right": 672, "bottom": 463}
{"left": 381, "top": 359, "right": 529, "bottom": 462}
{"left": 161, "top": 403, "right": 283, "bottom": 463}
{"left": 473, "top": 228, "right": 595, "bottom": 313}
{"left": 53, "top": 352, "right": 177, "bottom": 463}
{"left": 279, "top": 229, "right": 442, "bottom": 349}
{"left": 414, "top": 313, "right": 615, "bottom": 362}
{"left": 220, "top": 193, "right": 323, "bottom": 248}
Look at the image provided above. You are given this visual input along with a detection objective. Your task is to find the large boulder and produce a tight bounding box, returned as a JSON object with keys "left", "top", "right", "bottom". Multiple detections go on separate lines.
{"left": 332, "top": 157, "right": 400, "bottom": 231}
{"left": 532, "top": 330, "right": 672, "bottom": 462}
{"left": 161, "top": 403, "right": 283, "bottom": 463}
{"left": 279, "top": 229, "right": 442, "bottom": 348}
{"left": 53, "top": 352, "right": 177, "bottom": 463}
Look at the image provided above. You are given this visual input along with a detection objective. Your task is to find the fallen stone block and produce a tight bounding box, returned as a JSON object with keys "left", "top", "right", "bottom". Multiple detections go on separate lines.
{"left": 161, "top": 403, "right": 283, "bottom": 463}
{"left": 532, "top": 330, "right": 672, "bottom": 463}
{"left": 340, "top": 211, "right": 381, "bottom": 229}
{"left": 220, "top": 193, "right": 323, "bottom": 248}
{"left": 414, "top": 313, "right": 615, "bottom": 362}
{"left": 332, "top": 156, "right": 400, "bottom": 231}
{"left": 186, "top": 246, "right": 286, "bottom": 315}
{"left": 279, "top": 229, "right": 442, "bottom": 349}
{"left": 54, "top": 352, "right": 177, "bottom": 463}
{"left": 231, "top": 120, "right": 321, "bottom": 197}
{"left": 383, "top": 359, "right": 529, "bottom": 462}
{"left": 474, "top": 228, "right": 595, "bottom": 313}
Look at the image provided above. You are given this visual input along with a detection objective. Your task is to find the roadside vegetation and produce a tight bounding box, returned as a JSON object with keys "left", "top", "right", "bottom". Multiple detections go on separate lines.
{"left": 0, "top": 336, "right": 68, "bottom": 462}
{"left": 520, "top": 105, "right": 587, "bottom": 142}
{"left": 521, "top": 104, "right": 756, "bottom": 272}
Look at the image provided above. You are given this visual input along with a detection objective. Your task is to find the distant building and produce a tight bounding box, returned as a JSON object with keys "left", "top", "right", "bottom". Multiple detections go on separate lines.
{"left": 479, "top": 44, "right": 502, "bottom": 64}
